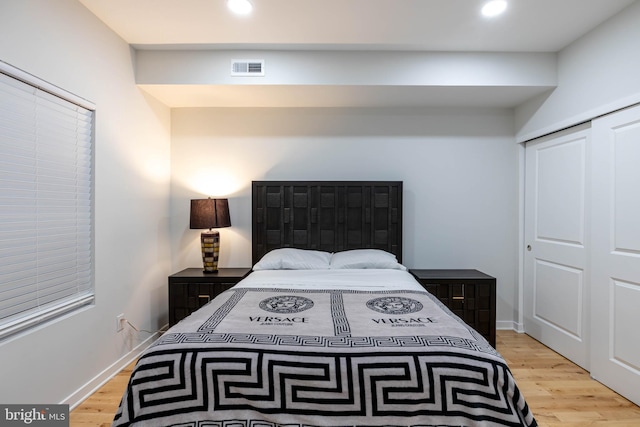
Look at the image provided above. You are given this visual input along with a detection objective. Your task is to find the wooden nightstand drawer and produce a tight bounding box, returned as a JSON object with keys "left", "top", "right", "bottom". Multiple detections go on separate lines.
{"left": 409, "top": 269, "right": 497, "bottom": 347}
{"left": 168, "top": 267, "right": 251, "bottom": 326}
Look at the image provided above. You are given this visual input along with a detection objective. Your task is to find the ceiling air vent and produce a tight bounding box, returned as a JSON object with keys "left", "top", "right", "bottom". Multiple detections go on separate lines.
{"left": 231, "top": 59, "right": 265, "bottom": 76}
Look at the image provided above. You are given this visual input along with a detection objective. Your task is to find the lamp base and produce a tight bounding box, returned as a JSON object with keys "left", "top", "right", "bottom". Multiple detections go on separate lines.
{"left": 200, "top": 230, "right": 220, "bottom": 273}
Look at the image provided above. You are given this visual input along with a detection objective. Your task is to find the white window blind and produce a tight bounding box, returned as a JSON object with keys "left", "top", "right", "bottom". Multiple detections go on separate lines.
{"left": 0, "top": 63, "right": 94, "bottom": 341}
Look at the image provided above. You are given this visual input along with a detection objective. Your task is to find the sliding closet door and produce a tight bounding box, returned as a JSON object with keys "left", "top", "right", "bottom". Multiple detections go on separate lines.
{"left": 523, "top": 126, "right": 591, "bottom": 369}
{"left": 591, "top": 105, "right": 640, "bottom": 406}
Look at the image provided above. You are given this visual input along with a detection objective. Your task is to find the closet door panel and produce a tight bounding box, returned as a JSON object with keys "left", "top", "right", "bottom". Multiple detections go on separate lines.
{"left": 524, "top": 126, "right": 590, "bottom": 369}
{"left": 612, "top": 131, "right": 640, "bottom": 252}
{"left": 591, "top": 104, "right": 640, "bottom": 406}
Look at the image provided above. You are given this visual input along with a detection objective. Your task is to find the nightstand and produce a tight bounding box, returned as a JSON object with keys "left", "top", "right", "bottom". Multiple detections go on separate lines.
{"left": 409, "top": 269, "right": 496, "bottom": 347}
{"left": 168, "top": 267, "right": 251, "bottom": 326}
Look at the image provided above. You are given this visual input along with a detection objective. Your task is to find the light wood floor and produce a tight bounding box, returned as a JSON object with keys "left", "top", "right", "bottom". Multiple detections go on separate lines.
{"left": 70, "top": 330, "right": 640, "bottom": 427}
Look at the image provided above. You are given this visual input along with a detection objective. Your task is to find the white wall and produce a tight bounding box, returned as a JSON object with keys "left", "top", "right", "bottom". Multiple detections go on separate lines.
{"left": 170, "top": 107, "right": 521, "bottom": 327}
{"left": 0, "top": 0, "right": 172, "bottom": 405}
{"left": 515, "top": 0, "right": 640, "bottom": 141}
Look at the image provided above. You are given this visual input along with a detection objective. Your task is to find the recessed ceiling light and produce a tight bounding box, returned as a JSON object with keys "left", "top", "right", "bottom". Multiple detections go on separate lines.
{"left": 227, "top": 0, "right": 253, "bottom": 15}
{"left": 482, "top": 0, "right": 507, "bottom": 17}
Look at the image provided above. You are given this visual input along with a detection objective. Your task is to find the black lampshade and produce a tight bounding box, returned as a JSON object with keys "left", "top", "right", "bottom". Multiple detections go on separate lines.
{"left": 190, "top": 198, "right": 231, "bottom": 230}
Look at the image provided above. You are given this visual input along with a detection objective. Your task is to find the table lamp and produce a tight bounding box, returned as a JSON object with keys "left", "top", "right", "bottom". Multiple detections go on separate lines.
{"left": 190, "top": 198, "right": 231, "bottom": 273}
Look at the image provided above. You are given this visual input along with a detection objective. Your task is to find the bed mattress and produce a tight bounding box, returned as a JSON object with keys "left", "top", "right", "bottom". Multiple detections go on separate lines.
{"left": 112, "top": 269, "right": 536, "bottom": 427}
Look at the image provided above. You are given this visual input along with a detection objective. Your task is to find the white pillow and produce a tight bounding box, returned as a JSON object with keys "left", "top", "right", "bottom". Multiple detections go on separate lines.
{"left": 253, "top": 248, "right": 331, "bottom": 270}
{"left": 330, "top": 249, "right": 406, "bottom": 270}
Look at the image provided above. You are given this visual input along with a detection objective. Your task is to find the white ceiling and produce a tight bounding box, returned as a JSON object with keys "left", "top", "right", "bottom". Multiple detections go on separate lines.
{"left": 80, "top": 0, "right": 635, "bottom": 51}
{"left": 79, "top": 0, "right": 637, "bottom": 108}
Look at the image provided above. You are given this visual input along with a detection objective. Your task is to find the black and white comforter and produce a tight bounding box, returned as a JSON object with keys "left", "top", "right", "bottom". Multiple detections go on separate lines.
{"left": 112, "top": 270, "right": 536, "bottom": 427}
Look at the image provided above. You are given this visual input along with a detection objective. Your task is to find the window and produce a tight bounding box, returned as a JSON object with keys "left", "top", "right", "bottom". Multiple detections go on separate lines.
{"left": 0, "top": 61, "right": 94, "bottom": 341}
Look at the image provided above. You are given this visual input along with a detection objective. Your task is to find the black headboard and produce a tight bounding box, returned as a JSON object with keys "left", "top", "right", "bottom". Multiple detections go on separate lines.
{"left": 252, "top": 181, "right": 402, "bottom": 264}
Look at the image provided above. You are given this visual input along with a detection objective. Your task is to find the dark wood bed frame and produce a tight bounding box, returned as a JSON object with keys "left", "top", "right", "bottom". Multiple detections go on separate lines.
{"left": 252, "top": 181, "right": 403, "bottom": 265}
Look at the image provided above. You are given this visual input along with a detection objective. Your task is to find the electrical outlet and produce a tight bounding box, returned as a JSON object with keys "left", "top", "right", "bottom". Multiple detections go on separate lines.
{"left": 116, "top": 314, "right": 125, "bottom": 332}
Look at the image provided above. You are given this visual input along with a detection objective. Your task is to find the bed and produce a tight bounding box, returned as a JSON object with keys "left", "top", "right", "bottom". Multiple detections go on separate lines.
{"left": 112, "top": 181, "right": 536, "bottom": 427}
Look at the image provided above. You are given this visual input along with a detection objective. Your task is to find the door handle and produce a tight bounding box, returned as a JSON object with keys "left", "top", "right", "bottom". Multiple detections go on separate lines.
{"left": 452, "top": 284, "right": 465, "bottom": 301}
{"left": 527, "top": 245, "right": 532, "bottom": 251}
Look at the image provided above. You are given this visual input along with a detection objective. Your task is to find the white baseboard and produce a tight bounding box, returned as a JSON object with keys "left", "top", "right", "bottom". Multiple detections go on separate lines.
{"left": 62, "top": 327, "right": 166, "bottom": 410}
{"left": 497, "top": 320, "right": 525, "bottom": 333}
